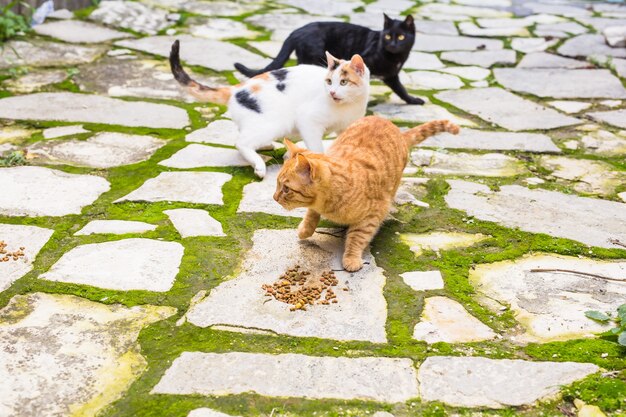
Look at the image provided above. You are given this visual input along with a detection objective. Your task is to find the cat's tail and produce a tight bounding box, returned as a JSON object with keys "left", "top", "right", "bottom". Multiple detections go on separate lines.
{"left": 403, "top": 120, "right": 460, "bottom": 147}
{"left": 169, "top": 40, "right": 231, "bottom": 104}
{"left": 234, "top": 35, "right": 296, "bottom": 77}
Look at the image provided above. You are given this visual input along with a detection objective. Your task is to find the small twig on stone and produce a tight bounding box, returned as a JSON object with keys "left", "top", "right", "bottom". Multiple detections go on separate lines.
{"left": 315, "top": 230, "right": 344, "bottom": 238}
{"left": 608, "top": 238, "right": 626, "bottom": 249}
{"left": 529, "top": 268, "right": 625, "bottom": 283}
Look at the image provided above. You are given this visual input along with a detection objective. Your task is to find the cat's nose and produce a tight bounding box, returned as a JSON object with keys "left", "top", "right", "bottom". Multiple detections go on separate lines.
{"left": 330, "top": 91, "right": 337, "bottom": 98}
{"left": 273, "top": 190, "right": 280, "bottom": 202}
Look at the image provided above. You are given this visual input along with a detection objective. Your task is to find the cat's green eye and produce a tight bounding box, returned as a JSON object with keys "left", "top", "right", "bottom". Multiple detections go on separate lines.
{"left": 326, "top": 79, "right": 332, "bottom": 85}
{"left": 340, "top": 79, "right": 348, "bottom": 86}
{"left": 384, "top": 34, "right": 391, "bottom": 40}
{"left": 398, "top": 34, "right": 405, "bottom": 41}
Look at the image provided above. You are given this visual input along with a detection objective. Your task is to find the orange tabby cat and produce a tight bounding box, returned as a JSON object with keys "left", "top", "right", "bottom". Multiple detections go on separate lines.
{"left": 274, "top": 116, "right": 459, "bottom": 271}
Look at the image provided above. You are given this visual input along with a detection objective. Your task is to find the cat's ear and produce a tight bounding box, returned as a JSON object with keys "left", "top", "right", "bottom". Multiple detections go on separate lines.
{"left": 349, "top": 54, "right": 366, "bottom": 76}
{"left": 284, "top": 139, "right": 304, "bottom": 156}
{"left": 402, "top": 14, "right": 415, "bottom": 31}
{"left": 295, "top": 154, "right": 313, "bottom": 182}
{"left": 325, "top": 51, "right": 340, "bottom": 70}
{"left": 383, "top": 13, "right": 392, "bottom": 29}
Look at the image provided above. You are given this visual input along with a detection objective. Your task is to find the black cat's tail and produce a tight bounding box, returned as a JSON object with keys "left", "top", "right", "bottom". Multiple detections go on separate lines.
{"left": 169, "top": 40, "right": 231, "bottom": 104}
{"left": 234, "top": 36, "right": 296, "bottom": 77}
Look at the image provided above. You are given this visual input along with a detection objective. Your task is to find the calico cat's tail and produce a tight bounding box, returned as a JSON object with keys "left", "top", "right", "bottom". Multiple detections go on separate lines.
{"left": 169, "top": 40, "right": 231, "bottom": 104}
{"left": 234, "top": 36, "right": 296, "bottom": 77}
{"left": 403, "top": 120, "right": 460, "bottom": 146}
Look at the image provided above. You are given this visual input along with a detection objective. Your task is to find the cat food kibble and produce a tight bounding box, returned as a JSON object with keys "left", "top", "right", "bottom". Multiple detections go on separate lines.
{"left": 262, "top": 266, "right": 343, "bottom": 311}
{"left": 0, "top": 241, "right": 26, "bottom": 262}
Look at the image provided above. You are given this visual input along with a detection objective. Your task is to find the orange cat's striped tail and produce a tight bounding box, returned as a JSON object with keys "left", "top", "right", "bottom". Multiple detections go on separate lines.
{"left": 169, "top": 40, "right": 231, "bottom": 104}
{"left": 403, "top": 120, "right": 460, "bottom": 146}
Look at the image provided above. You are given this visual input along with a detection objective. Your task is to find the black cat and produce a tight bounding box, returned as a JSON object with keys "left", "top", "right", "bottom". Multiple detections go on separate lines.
{"left": 235, "top": 14, "right": 423, "bottom": 105}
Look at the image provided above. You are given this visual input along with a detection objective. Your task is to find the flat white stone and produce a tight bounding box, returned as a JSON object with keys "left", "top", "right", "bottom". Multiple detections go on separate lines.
{"left": 0, "top": 292, "right": 175, "bottom": 417}
{"left": 365, "top": 0, "right": 414, "bottom": 14}
{"left": 459, "top": 22, "right": 529, "bottom": 37}
{"left": 494, "top": 68, "right": 626, "bottom": 99}
{"left": 412, "top": 149, "right": 526, "bottom": 177}
{"left": 4, "top": 70, "right": 68, "bottom": 93}
{"left": 558, "top": 34, "right": 626, "bottom": 59}
{"left": 418, "top": 3, "right": 511, "bottom": 18}
{"left": 0, "top": 166, "right": 109, "bottom": 217}
{"left": 613, "top": 57, "right": 626, "bottom": 78}
{"left": 372, "top": 413, "right": 395, "bottom": 417}
{"left": 420, "top": 128, "right": 560, "bottom": 153}
{"left": 29, "top": 132, "right": 166, "bottom": 168}
{"left": 189, "top": 18, "right": 258, "bottom": 40}
{"left": 510, "top": 37, "right": 557, "bottom": 53}
{"left": 49, "top": 8, "right": 74, "bottom": 19}
{"left": 186, "top": 120, "right": 238, "bottom": 146}
{"left": 188, "top": 409, "right": 240, "bottom": 417}
{"left": 445, "top": 180, "right": 626, "bottom": 248}
{"left": 40, "top": 238, "right": 184, "bottom": 292}
{"left": 470, "top": 253, "right": 626, "bottom": 342}
{"left": 238, "top": 165, "right": 306, "bottom": 217}
{"left": 246, "top": 12, "right": 342, "bottom": 41}
{"left": 42, "top": 125, "right": 88, "bottom": 139}
{"left": 248, "top": 41, "right": 286, "bottom": 58}
{"left": 0, "top": 126, "right": 35, "bottom": 142}
{"left": 400, "top": 270, "right": 444, "bottom": 291}
{"left": 401, "top": 232, "right": 488, "bottom": 257}
{"left": 90, "top": 0, "right": 171, "bottom": 35}
{"left": 370, "top": 102, "right": 476, "bottom": 127}
{"left": 350, "top": 14, "right": 457, "bottom": 34}
{"left": 455, "top": 0, "right": 511, "bottom": 6}
{"left": 0, "top": 92, "right": 190, "bottom": 129}
{"left": 547, "top": 100, "right": 591, "bottom": 114}
{"left": 116, "top": 35, "right": 267, "bottom": 72}
{"left": 538, "top": 156, "right": 626, "bottom": 196}
{"left": 418, "top": 356, "right": 598, "bottom": 408}
{"left": 0, "top": 224, "right": 53, "bottom": 292}
{"left": 34, "top": 20, "right": 131, "bottom": 43}
{"left": 577, "top": 17, "right": 626, "bottom": 32}
{"left": 600, "top": 99, "right": 622, "bottom": 108}
{"left": 116, "top": 171, "right": 231, "bottom": 205}
{"left": 413, "top": 34, "right": 503, "bottom": 52}
{"left": 153, "top": 352, "right": 419, "bottom": 402}
{"left": 436, "top": 88, "right": 581, "bottom": 131}
{"left": 440, "top": 50, "right": 516, "bottom": 67}
{"left": 186, "top": 229, "right": 388, "bottom": 342}
{"left": 580, "top": 129, "right": 626, "bottom": 156}
{"left": 588, "top": 109, "right": 626, "bottom": 129}
{"left": 438, "top": 66, "right": 490, "bottom": 81}
{"left": 523, "top": 2, "right": 591, "bottom": 17}
{"left": 534, "top": 21, "right": 587, "bottom": 38}
{"left": 517, "top": 52, "right": 589, "bottom": 69}
{"left": 165, "top": 208, "right": 225, "bottom": 237}
{"left": 182, "top": 1, "right": 261, "bottom": 17}
{"left": 75, "top": 220, "right": 157, "bottom": 235}
{"left": 413, "top": 296, "right": 496, "bottom": 343}
{"left": 404, "top": 52, "right": 445, "bottom": 70}
{"left": 620, "top": 192, "right": 626, "bottom": 202}
{"left": 476, "top": 14, "right": 565, "bottom": 28}
{"left": 159, "top": 144, "right": 268, "bottom": 169}
{"left": 402, "top": 71, "right": 464, "bottom": 90}
{"left": 278, "top": 0, "right": 359, "bottom": 16}
{"left": 0, "top": 40, "right": 105, "bottom": 69}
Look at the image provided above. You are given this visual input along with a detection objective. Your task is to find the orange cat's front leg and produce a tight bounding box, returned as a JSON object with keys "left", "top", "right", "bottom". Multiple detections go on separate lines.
{"left": 342, "top": 217, "right": 381, "bottom": 272}
{"left": 298, "top": 209, "right": 321, "bottom": 239}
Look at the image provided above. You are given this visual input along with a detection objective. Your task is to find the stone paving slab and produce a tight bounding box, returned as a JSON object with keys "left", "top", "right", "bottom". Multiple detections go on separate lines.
{"left": 0, "top": 93, "right": 190, "bottom": 129}
{"left": 0, "top": 166, "right": 110, "bottom": 217}
{"left": 445, "top": 180, "right": 626, "bottom": 249}
{"left": 188, "top": 409, "right": 240, "bottom": 417}
{"left": 438, "top": 66, "right": 490, "bottom": 81}
{"left": 493, "top": 68, "right": 626, "bottom": 99}
{"left": 580, "top": 128, "right": 626, "bottom": 156}
{"left": 470, "top": 253, "right": 626, "bottom": 342}
{"left": 115, "top": 171, "right": 232, "bottom": 205}
{"left": 400, "top": 270, "right": 444, "bottom": 291}
{"left": 116, "top": 35, "right": 268, "bottom": 72}
{"left": 418, "top": 356, "right": 598, "bottom": 408}
{"left": 0, "top": 40, "right": 106, "bottom": 69}
{"left": 510, "top": 37, "right": 557, "bottom": 53}
{"left": 75, "top": 220, "right": 157, "bottom": 235}
{"left": 547, "top": 100, "right": 591, "bottom": 114}
{"left": 185, "top": 120, "right": 238, "bottom": 146}
{"left": 0, "top": 292, "right": 175, "bottom": 417}
{"left": 33, "top": 20, "right": 132, "bottom": 43}
{"left": 370, "top": 102, "right": 476, "bottom": 127}
{"left": 518, "top": 52, "right": 586, "bottom": 70}
{"left": 0, "top": 224, "right": 54, "bottom": 292}
{"left": 404, "top": 52, "right": 445, "bottom": 70}
{"left": 417, "top": 3, "right": 511, "bottom": 18}
{"left": 159, "top": 144, "right": 269, "bottom": 168}
{"left": 189, "top": 18, "right": 259, "bottom": 40}
{"left": 411, "top": 149, "right": 526, "bottom": 177}
{"left": 90, "top": 0, "right": 171, "bottom": 35}
{"left": 420, "top": 128, "right": 560, "bottom": 152}
{"left": 440, "top": 50, "right": 516, "bottom": 67}
{"left": 413, "top": 34, "right": 503, "bottom": 52}
{"left": 400, "top": 232, "right": 488, "bottom": 257}
{"left": 185, "top": 229, "right": 388, "bottom": 343}
{"left": 278, "top": 0, "right": 360, "bottom": 16}
{"left": 164, "top": 208, "right": 225, "bottom": 237}
{"left": 40, "top": 238, "right": 184, "bottom": 291}
{"left": 402, "top": 71, "right": 464, "bottom": 90}
{"left": 587, "top": 109, "right": 626, "bottom": 129}
{"left": 413, "top": 296, "right": 496, "bottom": 343}
{"left": 4, "top": 69, "right": 68, "bottom": 93}
{"left": 42, "top": 125, "right": 88, "bottom": 139}
{"left": 558, "top": 34, "right": 626, "bottom": 59}
{"left": 436, "top": 88, "right": 581, "bottom": 131}
{"left": 152, "top": 352, "right": 419, "bottom": 403}
{"left": 538, "top": 156, "right": 626, "bottom": 196}
{"left": 28, "top": 132, "right": 166, "bottom": 168}
{"left": 182, "top": 0, "right": 262, "bottom": 17}
{"left": 534, "top": 21, "right": 587, "bottom": 38}
{"left": 246, "top": 12, "right": 343, "bottom": 41}
{"left": 238, "top": 165, "right": 307, "bottom": 217}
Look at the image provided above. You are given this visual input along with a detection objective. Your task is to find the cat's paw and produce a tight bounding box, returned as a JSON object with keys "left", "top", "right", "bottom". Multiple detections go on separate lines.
{"left": 342, "top": 256, "right": 363, "bottom": 272}
{"left": 297, "top": 222, "right": 315, "bottom": 239}
{"left": 254, "top": 164, "right": 267, "bottom": 178}
{"left": 406, "top": 96, "right": 425, "bottom": 105}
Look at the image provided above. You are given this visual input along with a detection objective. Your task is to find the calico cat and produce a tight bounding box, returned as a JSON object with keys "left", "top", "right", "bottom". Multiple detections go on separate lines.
{"left": 235, "top": 14, "right": 423, "bottom": 105}
{"left": 274, "top": 116, "right": 459, "bottom": 271}
{"left": 169, "top": 40, "right": 370, "bottom": 178}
